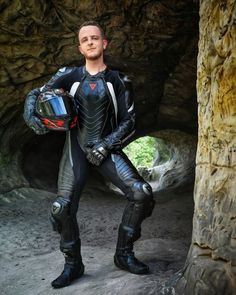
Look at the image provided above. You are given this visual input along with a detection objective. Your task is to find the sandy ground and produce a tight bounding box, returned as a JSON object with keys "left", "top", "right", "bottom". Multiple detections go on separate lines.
{"left": 0, "top": 187, "right": 193, "bottom": 294}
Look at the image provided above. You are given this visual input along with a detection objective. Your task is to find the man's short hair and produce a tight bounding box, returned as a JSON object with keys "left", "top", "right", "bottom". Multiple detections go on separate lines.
{"left": 77, "top": 21, "right": 105, "bottom": 39}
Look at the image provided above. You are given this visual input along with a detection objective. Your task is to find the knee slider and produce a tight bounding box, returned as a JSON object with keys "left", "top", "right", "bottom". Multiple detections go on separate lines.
{"left": 51, "top": 196, "right": 71, "bottom": 219}
{"left": 132, "top": 181, "right": 155, "bottom": 218}
{"left": 132, "top": 181, "right": 152, "bottom": 202}
{"left": 51, "top": 196, "right": 71, "bottom": 232}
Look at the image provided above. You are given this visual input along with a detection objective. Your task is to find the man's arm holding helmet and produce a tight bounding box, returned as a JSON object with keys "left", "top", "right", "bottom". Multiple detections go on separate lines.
{"left": 23, "top": 67, "right": 74, "bottom": 134}
{"left": 86, "top": 73, "right": 135, "bottom": 166}
{"left": 23, "top": 88, "right": 49, "bottom": 135}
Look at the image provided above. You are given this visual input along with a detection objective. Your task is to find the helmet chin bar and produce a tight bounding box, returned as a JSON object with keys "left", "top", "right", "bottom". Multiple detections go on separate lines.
{"left": 41, "top": 117, "right": 78, "bottom": 131}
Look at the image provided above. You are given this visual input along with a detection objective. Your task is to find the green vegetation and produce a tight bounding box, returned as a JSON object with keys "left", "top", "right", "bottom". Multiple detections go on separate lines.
{"left": 123, "top": 136, "right": 157, "bottom": 168}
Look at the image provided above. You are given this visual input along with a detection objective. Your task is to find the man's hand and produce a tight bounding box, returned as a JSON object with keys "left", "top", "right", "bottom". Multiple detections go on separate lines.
{"left": 86, "top": 142, "right": 109, "bottom": 166}
{"left": 23, "top": 88, "right": 49, "bottom": 135}
{"left": 28, "top": 116, "right": 49, "bottom": 135}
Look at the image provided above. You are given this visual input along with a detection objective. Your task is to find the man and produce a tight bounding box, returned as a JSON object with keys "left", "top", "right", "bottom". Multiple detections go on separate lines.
{"left": 23, "top": 21, "right": 155, "bottom": 289}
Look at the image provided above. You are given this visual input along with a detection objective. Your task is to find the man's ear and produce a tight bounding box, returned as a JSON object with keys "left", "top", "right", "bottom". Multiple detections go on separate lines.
{"left": 103, "top": 39, "right": 108, "bottom": 50}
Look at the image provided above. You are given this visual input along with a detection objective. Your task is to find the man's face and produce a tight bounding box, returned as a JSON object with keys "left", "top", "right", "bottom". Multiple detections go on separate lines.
{"left": 78, "top": 25, "right": 107, "bottom": 61}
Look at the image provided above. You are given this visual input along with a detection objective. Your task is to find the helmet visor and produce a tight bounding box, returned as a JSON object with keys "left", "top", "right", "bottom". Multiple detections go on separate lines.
{"left": 37, "top": 95, "right": 69, "bottom": 117}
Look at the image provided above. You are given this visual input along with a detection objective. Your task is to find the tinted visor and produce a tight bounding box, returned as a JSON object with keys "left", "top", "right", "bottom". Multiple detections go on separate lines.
{"left": 37, "top": 95, "right": 73, "bottom": 118}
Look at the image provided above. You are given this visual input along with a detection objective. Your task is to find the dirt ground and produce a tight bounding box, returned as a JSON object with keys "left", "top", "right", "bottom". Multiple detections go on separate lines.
{"left": 0, "top": 187, "right": 194, "bottom": 295}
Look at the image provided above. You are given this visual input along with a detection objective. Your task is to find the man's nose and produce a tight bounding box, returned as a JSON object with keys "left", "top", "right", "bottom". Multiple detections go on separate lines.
{"left": 88, "top": 38, "right": 93, "bottom": 45}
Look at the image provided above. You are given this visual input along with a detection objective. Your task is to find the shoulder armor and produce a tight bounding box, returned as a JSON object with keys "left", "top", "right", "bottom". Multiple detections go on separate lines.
{"left": 58, "top": 66, "right": 74, "bottom": 74}
{"left": 117, "top": 72, "right": 132, "bottom": 89}
{"left": 54, "top": 66, "right": 74, "bottom": 79}
{"left": 118, "top": 72, "right": 131, "bottom": 82}
{"left": 40, "top": 67, "right": 75, "bottom": 91}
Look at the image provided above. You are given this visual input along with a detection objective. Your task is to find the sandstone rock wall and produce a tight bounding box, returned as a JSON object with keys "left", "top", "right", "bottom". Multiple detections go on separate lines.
{"left": 177, "top": 1, "right": 236, "bottom": 294}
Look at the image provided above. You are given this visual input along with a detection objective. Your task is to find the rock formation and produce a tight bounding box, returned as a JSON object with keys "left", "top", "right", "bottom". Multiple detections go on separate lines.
{"left": 0, "top": 0, "right": 198, "bottom": 193}
{"left": 148, "top": 130, "right": 197, "bottom": 193}
{"left": 2, "top": 0, "right": 235, "bottom": 294}
{"left": 176, "top": 1, "right": 236, "bottom": 294}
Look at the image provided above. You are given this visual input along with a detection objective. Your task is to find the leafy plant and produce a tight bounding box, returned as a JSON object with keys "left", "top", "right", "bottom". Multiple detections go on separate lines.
{"left": 123, "top": 136, "right": 157, "bottom": 168}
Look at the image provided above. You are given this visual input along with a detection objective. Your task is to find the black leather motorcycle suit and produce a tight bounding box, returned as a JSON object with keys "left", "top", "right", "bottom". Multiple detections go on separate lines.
{"left": 24, "top": 66, "right": 155, "bottom": 258}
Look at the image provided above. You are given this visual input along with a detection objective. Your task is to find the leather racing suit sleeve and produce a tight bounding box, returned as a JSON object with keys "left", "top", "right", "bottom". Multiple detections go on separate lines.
{"left": 23, "top": 87, "right": 49, "bottom": 134}
{"left": 103, "top": 73, "right": 135, "bottom": 151}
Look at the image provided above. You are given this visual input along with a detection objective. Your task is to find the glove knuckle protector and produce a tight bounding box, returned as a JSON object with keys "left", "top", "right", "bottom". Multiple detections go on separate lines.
{"left": 86, "top": 141, "right": 109, "bottom": 166}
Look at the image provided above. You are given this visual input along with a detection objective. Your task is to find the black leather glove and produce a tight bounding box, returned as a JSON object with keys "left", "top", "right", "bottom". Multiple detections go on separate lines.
{"left": 86, "top": 142, "right": 109, "bottom": 166}
{"left": 27, "top": 116, "right": 49, "bottom": 135}
{"left": 23, "top": 88, "right": 49, "bottom": 135}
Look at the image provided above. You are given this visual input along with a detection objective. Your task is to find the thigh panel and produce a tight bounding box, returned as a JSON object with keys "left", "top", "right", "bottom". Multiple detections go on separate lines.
{"left": 97, "top": 151, "right": 143, "bottom": 195}
{"left": 58, "top": 130, "right": 88, "bottom": 197}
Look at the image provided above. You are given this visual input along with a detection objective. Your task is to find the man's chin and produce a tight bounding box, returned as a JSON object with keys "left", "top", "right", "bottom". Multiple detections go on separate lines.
{"left": 85, "top": 52, "right": 102, "bottom": 61}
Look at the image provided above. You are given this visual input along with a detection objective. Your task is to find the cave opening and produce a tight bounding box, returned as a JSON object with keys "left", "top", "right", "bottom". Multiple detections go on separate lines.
{"left": 22, "top": 131, "right": 196, "bottom": 198}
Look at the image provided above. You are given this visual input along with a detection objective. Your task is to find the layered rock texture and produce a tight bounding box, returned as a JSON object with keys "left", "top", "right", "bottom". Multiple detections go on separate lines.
{"left": 176, "top": 1, "right": 236, "bottom": 294}
{"left": 149, "top": 130, "right": 197, "bottom": 193}
{"left": 0, "top": 0, "right": 198, "bottom": 193}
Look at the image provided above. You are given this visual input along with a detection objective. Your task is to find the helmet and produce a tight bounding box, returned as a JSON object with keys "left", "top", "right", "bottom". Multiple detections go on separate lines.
{"left": 35, "top": 89, "right": 78, "bottom": 131}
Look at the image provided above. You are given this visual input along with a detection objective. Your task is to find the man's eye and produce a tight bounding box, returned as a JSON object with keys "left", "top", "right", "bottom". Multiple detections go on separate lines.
{"left": 92, "top": 36, "right": 99, "bottom": 40}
